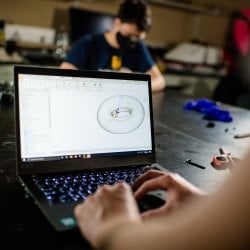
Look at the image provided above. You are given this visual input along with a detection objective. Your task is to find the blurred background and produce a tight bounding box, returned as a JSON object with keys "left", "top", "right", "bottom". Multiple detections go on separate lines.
{"left": 0, "top": 0, "right": 250, "bottom": 106}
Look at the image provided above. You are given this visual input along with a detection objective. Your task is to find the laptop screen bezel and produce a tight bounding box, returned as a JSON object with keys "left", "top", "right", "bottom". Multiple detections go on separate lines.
{"left": 14, "top": 66, "right": 156, "bottom": 176}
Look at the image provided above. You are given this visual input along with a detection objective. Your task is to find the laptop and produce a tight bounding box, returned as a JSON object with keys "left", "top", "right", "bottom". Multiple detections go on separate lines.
{"left": 14, "top": 66, "right": 165, "bottom": 231}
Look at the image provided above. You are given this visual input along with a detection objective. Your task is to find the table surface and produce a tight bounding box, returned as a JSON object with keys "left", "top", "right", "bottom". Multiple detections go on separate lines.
{"left": 1, "top": 89, "right": 249, "bottom": 250}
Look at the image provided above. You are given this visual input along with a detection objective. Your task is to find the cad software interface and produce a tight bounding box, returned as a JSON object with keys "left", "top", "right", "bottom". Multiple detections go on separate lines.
{"left": 18, "top": 73, "right": 152, "bottom": 162}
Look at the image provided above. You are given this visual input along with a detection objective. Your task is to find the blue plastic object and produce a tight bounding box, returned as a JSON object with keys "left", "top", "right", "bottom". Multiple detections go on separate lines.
{"left": 184, "top": 99, "right": 233, "bottom": 122}
{"left": 184, "top": 99, "right": 215, "bottom": 112}
{"left": 203, "top": 106, "right": 233, "bottom": 122}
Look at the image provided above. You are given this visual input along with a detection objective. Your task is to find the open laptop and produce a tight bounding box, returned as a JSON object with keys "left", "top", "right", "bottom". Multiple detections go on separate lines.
{"left": 14, "top": 66, "right": 165, "bottom": 231}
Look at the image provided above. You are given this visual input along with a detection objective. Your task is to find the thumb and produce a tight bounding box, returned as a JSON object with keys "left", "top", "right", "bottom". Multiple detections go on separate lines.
{"left": 141, "top": 205, "right": 171, "bottom": 220}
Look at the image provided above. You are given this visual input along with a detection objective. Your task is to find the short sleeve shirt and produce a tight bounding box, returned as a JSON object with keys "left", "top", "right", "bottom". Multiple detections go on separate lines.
{"left": 65, "top": 33, "right": 155, "bottom": 73}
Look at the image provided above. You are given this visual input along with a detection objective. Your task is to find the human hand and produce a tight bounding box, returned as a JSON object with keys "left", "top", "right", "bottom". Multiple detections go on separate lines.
{"left": 74, "top": 182, "right": 141, "bottom": 248}
{"left": 133, "top": 170, "right": 206, "bottom": 219}
{"left": 119, "top": 67, "right": 133, "bottom": 73}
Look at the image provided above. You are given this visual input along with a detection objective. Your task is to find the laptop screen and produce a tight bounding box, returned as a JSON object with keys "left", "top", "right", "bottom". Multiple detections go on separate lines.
{"left": 15, "top": 67, "right": 155, "bottom": 174}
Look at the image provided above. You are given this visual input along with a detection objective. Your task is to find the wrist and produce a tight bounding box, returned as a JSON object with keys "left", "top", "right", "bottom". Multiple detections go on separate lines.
{"left": 97, "top": 219, "right": 141, "bottom": 249}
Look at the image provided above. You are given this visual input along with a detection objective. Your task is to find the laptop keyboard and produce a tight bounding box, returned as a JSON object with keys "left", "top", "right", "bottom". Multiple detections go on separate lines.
{"left": 32, "top": 166, "right": 151, "bottom": 204}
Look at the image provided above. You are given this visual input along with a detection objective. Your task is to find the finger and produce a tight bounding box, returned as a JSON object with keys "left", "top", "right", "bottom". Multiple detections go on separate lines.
{"left": 140, "top": 205, "right": 170, "bottom": 220}
{"left": 74, "top": 202, "right": 82, "bottom": 218}
{"left": 99, "top": 182, "right": 132, "bottom": 201}
{"left": 132, "top": 169, "right": 165, "bottom": 191}
{"left": 134, "top": 174, "right": 172, "bottom": 199}
{"left": 97, "top": 183, "right": 112, "bottom": 190}
{"left": 228, "top": 156, "right": 236, "bottom": 170}
{"left": 74, "top": 194, "right": 95, "bottom": 218}
{"left": 114, "top": 181, "right": 130, "bottom": 189}
{"left": 113, "top": 182, "right": 133, "bottom": 195}
{"left": 96, "top": 183, "right": 117, "bottom": 194}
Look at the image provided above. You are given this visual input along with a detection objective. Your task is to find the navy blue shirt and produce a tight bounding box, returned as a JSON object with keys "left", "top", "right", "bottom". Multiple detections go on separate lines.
{"left": 65, "top": 33, "right": 155, "bottom": 72}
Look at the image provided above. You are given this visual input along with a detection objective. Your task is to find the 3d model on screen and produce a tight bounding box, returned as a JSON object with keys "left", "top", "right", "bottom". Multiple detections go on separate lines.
{"left": 97, "top": 95, "right": 145, "bottom": 134}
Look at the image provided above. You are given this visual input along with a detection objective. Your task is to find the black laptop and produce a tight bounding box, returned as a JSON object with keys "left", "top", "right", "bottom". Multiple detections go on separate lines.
{"left": 14, "top": 66, "right": 165, "bottom": 231}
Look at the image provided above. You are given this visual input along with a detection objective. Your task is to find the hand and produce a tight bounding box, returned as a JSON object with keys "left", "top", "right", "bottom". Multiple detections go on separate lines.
{"left": 119, "top": 67, "right": 133, "bottom": 73}
{"left": 74, "top": 182, "right": 141, "bottom": 248}
{"left": 133, "top": 170, "right": 206, "bottom": 219}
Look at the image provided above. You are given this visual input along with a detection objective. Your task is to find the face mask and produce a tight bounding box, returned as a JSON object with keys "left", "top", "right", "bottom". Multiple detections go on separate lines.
{"left": 116, "top": 32, "right": 138, "bottom": 50}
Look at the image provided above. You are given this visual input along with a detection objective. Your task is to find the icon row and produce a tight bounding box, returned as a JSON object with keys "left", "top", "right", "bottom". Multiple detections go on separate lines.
{"left": 60, "top": 154, "right": 91, "bottom": 159}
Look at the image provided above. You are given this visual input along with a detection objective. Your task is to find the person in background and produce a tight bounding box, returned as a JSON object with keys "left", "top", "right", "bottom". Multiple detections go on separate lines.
{"left": 74, "top": 150, "right": 250, "bottom": 249}
{"left": 60, "top": 0, "right": 166, "bottom": 93}
{"left": 213, "top": 8, "right": 250, "bottom": 109}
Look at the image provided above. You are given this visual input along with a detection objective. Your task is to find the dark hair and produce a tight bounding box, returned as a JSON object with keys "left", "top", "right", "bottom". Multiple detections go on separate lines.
{"left": 117, "top": 0, "right": 152, "bottom": 32}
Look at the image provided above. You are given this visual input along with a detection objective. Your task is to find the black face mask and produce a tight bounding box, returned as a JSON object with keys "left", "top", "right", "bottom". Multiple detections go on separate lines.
{"left": 116, "top": 32, "right": 138, "bottom": 50}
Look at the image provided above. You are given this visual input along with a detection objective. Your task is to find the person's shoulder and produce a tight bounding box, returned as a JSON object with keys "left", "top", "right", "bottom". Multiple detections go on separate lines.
{"left": 72, "top": 33, "right": 104, "bottom": 49}
{"left": 82, "top": 33, "right": 106, "bottom": 44}
{"left": 136, "top": 40, "right": 150, "bottom": 51}
{"left": 77, "top": 33, "right": 96, "bottom": 43}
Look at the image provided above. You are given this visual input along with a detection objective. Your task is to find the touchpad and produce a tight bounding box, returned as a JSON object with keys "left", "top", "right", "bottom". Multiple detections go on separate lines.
{"left": 137, "top": 193, "right": 165, "bottom": 213}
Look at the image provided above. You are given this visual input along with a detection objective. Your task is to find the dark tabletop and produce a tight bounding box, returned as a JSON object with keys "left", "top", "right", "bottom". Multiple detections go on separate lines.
{"left": 1, "top": 89, "right": 249, "bottom": 250}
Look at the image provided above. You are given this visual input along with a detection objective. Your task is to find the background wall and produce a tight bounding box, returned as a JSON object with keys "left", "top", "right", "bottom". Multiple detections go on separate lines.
{"left": 0, "top": 0, "right": 249, "bottom": 47}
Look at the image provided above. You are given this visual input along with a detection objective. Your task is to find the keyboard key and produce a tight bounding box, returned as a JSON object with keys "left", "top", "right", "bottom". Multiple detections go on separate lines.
{"left": 33, "top": 166, "right": 152, "bottom": 204}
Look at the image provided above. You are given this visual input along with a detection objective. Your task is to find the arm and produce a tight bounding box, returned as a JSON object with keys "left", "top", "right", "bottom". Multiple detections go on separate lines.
{"left": 74, "top": 170, "right": 206, "bottom": 247}
{"left": 59, "top": 34, "right": 92, "bottom": 70}
{"left": 60, "top": 60, "right": 167, "bottom": 93}
{"left": 99, "top": 152, "right": 250, "bottom": 249}
{"left": 146, "top": 65, "right": 166, "bottom": 93}
{"left": 100, "top": 152, "right": 250, "bottom": 249}
{"left": 59, "top": 62, "right": 78, "bottom": 70}
{"left": 137, "top": 42, "right": 166, "bottom": 93}
{"left": 74, "top": 151, "right": 250, "bottom": 249}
